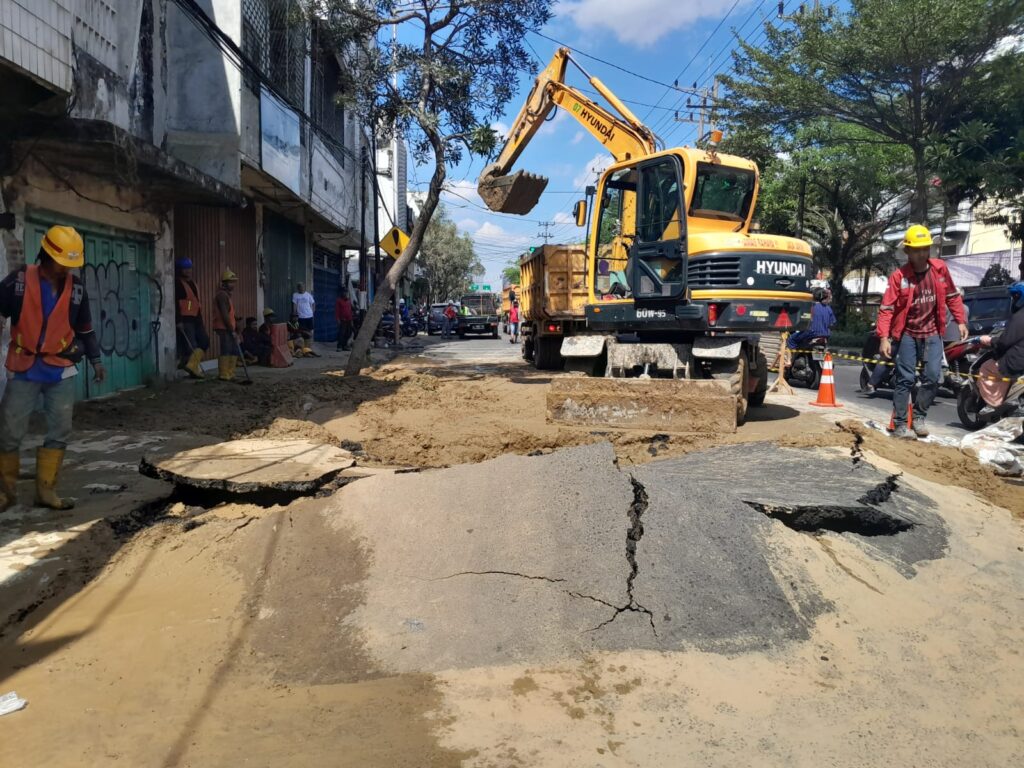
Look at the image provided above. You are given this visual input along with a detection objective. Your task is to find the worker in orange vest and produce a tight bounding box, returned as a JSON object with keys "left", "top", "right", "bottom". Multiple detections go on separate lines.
{"left": 175, "top": 257, "right": 208, "bottom": 379}
{"left": 0, "top": 225, "right": 106, "bottom": 511}
{"left": 212, "top": 269, "right": 240, "bottom": 381}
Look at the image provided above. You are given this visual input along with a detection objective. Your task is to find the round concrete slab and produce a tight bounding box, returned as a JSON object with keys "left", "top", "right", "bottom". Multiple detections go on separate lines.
{"left": 141, "top": 439, "right": 354, "bottom": 493}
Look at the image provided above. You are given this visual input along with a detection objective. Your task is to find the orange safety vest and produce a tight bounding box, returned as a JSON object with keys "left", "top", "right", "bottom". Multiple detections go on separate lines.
{"left": 6, "top": 265, "right": 76, "bottom": 372}
{"left": 212, "top": 288, "right": 236, "bottom": 332}
{"left": 177, "top": 278, "right": 201, "bottom": 318}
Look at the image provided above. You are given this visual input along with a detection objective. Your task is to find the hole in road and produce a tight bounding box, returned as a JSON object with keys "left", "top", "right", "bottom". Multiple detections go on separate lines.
{"left": 744, "top": 501, "right": 912, "bottom": 537}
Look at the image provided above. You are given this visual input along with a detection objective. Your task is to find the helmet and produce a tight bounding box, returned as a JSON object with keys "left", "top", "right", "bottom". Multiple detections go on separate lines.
{"left": 263, "top": 308, "right": 275, "bottom": 317}
{"left": 41, "top": 225, "right": 84, "bottom": 268}
{"left": 901, "top": 224, "right": 933, "bottom": 249}
{"left": 1009, "top": 281, "right": 1024, "bottom": 312}
{"left": 221, "top": 268, "right": 238, "bottom": 282}
{"left": 176, "top": 257, "right": 193, "bottom": 270}
{"left": 399, "top": 298, "right": 405, "bottom": 305}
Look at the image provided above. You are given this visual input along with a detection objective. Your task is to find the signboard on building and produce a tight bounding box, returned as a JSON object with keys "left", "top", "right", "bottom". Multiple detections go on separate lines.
{"left": 260, "top": 86, "right": 301, "bottom": 195}
{"left": 469, "top": 283, "right": 492, "bottom": 292}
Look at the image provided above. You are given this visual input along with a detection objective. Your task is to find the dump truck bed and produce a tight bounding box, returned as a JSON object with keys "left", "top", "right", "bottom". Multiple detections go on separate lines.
{"left": 520, "top": 244, "right": 588, "bottom": 322}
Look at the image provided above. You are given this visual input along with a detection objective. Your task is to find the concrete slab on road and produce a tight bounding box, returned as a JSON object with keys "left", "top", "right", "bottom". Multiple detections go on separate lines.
{"left": 298, "top": 440, "right": 943, "bottom": 672}
{"left": 414, "top": 335, "right": 523, "bottom": 364}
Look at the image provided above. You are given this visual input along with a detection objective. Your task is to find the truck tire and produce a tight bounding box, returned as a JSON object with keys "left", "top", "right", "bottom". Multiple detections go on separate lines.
{"left": 709, "top": 355, "right": 749, "bottom": 426}
{"left": 534, "top": 336, "right": 563, "bottom": 370}
{"left": 523, "top": 335, "right": 535, "bottom": 362}
{"left": 748, "top": 352, "right": 768, "bottom": 407}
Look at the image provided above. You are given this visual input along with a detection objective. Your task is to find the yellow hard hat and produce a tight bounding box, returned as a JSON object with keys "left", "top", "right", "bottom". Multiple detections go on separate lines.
{"left": 41, "top": 225, "right": 84, "bottom": 268}
{"left": 221, "top": 268, "right": 238, "bottom": 282}
{"left": 263, "top": 308, "right": 275, "bottom": 317}
{"left": 902, "top": 224, "right": 933, "bottom": 249}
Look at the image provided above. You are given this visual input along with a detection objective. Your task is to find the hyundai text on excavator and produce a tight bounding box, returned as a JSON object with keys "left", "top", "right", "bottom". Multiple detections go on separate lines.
{"left": 478, "top": 48, "right": 814, "bottom": 430}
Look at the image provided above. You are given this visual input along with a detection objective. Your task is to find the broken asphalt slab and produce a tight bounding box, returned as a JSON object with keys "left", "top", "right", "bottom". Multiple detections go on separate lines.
{"left": 139, "top": 438, "right": 355, "bottom": 493}
{"left": 271, "top": 440, "right": 943, "bottom": 674}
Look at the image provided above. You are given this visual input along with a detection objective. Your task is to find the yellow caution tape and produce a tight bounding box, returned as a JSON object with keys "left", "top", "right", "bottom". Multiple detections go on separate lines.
{"left": 784, "top": 348, "right": 1024, "bottom": 384}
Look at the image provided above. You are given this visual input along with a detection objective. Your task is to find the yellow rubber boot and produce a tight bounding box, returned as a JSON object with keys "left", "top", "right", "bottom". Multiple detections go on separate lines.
{"left": 218, "top": 356, "right": 234, "bottom": 381}
{"left": 185, "top": 349, "right": 205, "bottom": 379}
{"left": 0, "top": 451, "right": 19, "bottom": 512}
{"left": 35, "top": 447, "right": 74, "bottom": 510}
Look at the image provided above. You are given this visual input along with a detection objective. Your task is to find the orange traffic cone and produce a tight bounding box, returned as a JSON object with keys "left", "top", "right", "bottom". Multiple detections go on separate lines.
{"left": 810, "top": 353, "right": 843, "bottom": 408}
{"left": 887, "top": 403, "right": 913, "bottom": 432}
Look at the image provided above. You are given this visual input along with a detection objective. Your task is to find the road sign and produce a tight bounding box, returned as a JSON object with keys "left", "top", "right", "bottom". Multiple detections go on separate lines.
{"left": 379, "top": 226, "right": 410, "bottom": 259}
{"left": 469, "top": 283, "right": 492, "bottom": 292}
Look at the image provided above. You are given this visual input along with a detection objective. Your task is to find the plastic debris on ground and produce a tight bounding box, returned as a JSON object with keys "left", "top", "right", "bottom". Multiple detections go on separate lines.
{"left": 0, "top": 691, "right": 27, "bottom": 716}
{"left": 861, "top": 420, "right": 960, "bottom": 448}
{"left": 960, "top": 417, "right": 1024, "bottom": 477}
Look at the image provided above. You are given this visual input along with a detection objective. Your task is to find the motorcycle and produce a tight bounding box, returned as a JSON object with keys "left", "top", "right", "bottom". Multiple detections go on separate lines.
{"left": 858, "top": 332, "right": 981, "bottom": 396}
{"left": 957, "top": 335, "right": 1024, "bottom": 430}
{"left": 785, "top": 335, "right": 829, "bottom": 388}
{"left": 378, "top": 312, "right": 419, "bottom": 339}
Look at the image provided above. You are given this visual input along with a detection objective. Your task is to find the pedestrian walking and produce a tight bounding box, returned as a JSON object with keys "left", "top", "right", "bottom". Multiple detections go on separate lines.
{"left": 876, "top": 225, "right": 967, "bottom": 439}
{"left": 292, "top": 282, "right": 316, "bottom": 343}
{"left": 212, "top": 269, "right": 240, "bottom": 382}
{"left": 335, "top": 288, "right": 354, "bottom": 351}
{"left": 174, "top": 257, "right": 208, "bottom": 379}
{"left": 509, "top": 301, "right": 520, "bottom": 344}
{"left": 442, "top": 300, "right": 457, "bottom": 339}
{"left": 0, "top": 225, "right": 106, "bottom": 511}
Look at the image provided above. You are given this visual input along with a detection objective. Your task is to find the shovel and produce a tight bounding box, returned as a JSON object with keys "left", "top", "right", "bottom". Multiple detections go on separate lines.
{"left": 233, "top": 337, "right": 255, "bottom": 386}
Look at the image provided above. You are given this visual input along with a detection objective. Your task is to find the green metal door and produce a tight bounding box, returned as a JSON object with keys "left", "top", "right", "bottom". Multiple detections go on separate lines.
{"left": 263, "top": 211, "right": 307, "bottom": 319}
{"left": 24, "top": 215, "right": 159, "bottom": 400}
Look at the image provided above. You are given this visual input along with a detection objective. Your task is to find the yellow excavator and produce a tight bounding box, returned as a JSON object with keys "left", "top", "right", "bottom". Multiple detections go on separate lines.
{"left": 479, "top": 48, "right": 815, "bottom": 430}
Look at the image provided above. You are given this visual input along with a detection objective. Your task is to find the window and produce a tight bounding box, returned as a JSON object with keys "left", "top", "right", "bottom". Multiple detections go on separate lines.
{"left": 689, "top": 162, "right": 755, "bottom": 222}
{"left": 312, "top": 25, "right": 346, "bottom": 165}
{"left": 594, "top": 167, "right": 636, "bottom": 297}
{"left": 638, "top": 160, "right": 682, "bottom": 242}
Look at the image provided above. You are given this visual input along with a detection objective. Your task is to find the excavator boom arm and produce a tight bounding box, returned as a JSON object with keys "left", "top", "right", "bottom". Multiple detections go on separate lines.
{"left": 478, "top": 48, "right": 657, "bottom": 215}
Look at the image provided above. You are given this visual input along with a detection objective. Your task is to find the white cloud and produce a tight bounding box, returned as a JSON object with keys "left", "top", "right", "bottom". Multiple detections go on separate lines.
{"left": 538, "top": 109, "right": 571, "bottom": 136}
{"left": 573, "top": 152, "right": 613, "bottom": 189}
{"left": 570, "top": 130, "right": 586, "bottom": 145}
{"left": 456, "top": 218, "right": 480, "bottom": 232}
{"left": 553, "top": 211, "right": 575, "bottom": 225}
{"left": 442, "top": 178, "right": 484, "bottom": 208}
{"left": 557, "top": 0, "right": 754, "bottom": 47}
{"left": 491, "top": 121, "right": 510, "bottom": 138}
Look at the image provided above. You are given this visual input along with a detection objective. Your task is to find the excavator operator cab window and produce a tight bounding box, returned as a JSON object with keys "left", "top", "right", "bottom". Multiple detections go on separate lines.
{"left": 594, "top": 168, "right": 637, "bottom": 299}
{"left": 689, "top": 162, "right": 755, "bottom": 223}
{"left": 629, "top": 155, "right": 687, "bottom": 301}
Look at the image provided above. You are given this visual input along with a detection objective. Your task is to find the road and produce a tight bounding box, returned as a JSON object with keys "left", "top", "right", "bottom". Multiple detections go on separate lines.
{"left": 830, "top": 358, "right": 966, "bottom": 434}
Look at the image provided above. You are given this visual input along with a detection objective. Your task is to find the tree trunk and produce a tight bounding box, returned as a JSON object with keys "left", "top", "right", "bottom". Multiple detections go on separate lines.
{"left": 345, "top": 142, "right": 446, "bottom": 375}
{"left": 912, "top": 144, "right": 929, "bottom": 225}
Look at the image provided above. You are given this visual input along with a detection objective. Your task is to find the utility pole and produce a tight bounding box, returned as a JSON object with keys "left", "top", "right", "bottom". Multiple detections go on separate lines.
{"left": 673, "top": 79, "right": 719, "bottom": 145}
{"left": 537, "top": 221, "right": 553, "bottom": 244}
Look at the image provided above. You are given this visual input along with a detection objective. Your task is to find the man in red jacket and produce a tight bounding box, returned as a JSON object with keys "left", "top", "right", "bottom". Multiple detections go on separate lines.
{"left": 876, "top": 225, "right": 967, "bottom": 439}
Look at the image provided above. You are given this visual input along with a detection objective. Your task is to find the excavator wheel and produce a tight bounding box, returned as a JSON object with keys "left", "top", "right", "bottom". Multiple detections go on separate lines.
{"left": 708, "top": 355, "right": 750, "bottom": 426}
{"left": 748, "top": 352, "right": 769, "bottom": 407}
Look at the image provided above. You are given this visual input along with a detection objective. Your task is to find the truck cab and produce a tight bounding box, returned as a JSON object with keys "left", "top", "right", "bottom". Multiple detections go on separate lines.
{"left": 456, "top": 293, "right": 501, "bottom": 338}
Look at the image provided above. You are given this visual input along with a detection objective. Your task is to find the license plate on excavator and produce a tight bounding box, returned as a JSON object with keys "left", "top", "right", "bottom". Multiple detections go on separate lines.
{"left": 546, "top": 378, "right": 739, "bottom": 434}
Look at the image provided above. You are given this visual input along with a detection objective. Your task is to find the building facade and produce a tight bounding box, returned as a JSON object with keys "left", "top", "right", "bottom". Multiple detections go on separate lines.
{"left": 0, "top": 0, "right": 380, "bottom": 393}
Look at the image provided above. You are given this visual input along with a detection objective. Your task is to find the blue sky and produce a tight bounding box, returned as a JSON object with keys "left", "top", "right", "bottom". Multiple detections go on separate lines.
{"left": 406, "top": 0, "right": 791, "bottom": 290}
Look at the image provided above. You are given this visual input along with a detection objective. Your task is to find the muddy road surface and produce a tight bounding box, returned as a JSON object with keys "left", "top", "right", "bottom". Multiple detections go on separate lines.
{"left": 2, "top": 336, "right": 1022, "bottom": 767}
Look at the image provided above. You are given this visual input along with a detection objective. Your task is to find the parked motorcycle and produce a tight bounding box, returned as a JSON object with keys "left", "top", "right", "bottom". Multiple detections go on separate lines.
{"left": 378, "top": 313, "right": 419, "bottom": 339}
{"left": 957, "top": 335, "right": 1024, "bottom": 430}
{"left": 785, "top": 336, "right": 828, "bottom": 388}
{"left": 858, "top": 331, "right": 980, "bottom": 396}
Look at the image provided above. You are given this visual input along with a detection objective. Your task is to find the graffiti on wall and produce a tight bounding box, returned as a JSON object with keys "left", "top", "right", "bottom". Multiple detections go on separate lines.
{"left": 81, "top": 261, "right": 164, "bottom": 361}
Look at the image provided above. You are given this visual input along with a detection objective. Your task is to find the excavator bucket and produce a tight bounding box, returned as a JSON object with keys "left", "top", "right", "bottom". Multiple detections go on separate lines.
{"left": 477, "top": 166, "right": 549, "bottom": 215}
{"left": 546, "top": 378, "right": 739, "bottom": 434}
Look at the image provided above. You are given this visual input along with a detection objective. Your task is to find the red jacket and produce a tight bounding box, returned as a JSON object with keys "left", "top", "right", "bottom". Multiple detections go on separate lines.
{"left": 335, "top": 297, "right": 353, "bottom": 322}
{"left": 876, "top": 259, "right": 966, "bottom": 339}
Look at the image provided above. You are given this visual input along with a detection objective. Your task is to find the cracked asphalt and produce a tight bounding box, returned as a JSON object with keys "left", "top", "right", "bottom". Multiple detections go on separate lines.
{"left": 320, "top": 439, "right": 945, "bottom": 668}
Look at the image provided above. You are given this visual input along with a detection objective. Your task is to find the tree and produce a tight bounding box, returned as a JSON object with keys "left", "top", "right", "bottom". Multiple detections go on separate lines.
{"left": 720, "top": 0, "right": 1024, "bottom": 224}
{"left": 980, "top": 263, "right": 1014, "bottom": 286}
{"left": 310, "top": 0, "right": 554, "bottom": 374}
{"left": 501, "top": 259, "right": 521, "bottom": 286}
{"left": 418, "top": 204, "right": 484, "bottom": 302}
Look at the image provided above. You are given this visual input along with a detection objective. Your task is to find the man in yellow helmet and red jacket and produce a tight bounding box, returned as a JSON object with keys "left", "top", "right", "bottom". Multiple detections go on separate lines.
{"left": 0, "top": 225, "right": 106, "bottom": 511}
{"left": 876, "top": 224, "right": 967, "bottom": 440}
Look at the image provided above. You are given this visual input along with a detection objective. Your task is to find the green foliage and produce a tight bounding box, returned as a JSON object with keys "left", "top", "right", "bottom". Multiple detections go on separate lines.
{"left": 418, "top": 204, "right": 484, "bottom": 302}
{"left": 721, "top": 0, "right": 1024, "bottom": 223}
{"left": 502, "top": 260, "right": 521, "bottom": 286}
{"left": 980, "top": 263, "right": 1015, "bottom": 287}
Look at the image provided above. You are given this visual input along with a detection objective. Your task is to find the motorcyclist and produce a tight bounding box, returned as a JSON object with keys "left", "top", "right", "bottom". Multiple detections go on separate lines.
{"left": 787, "top": 287, "right": 836, "bottom": 350}
{"left": 977, "top": 281, "right": 1024, "bottom": 406}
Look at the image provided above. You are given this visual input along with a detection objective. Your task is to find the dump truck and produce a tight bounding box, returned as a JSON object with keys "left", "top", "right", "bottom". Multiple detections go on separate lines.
{"left": 478, "top": 47, "right": 814, "bottom": 429}
{"left": 519, "top": 244, "right": 589, "bottom": 370}
{"left": 500, "top": 283, "right": 521, "bottom": 331}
